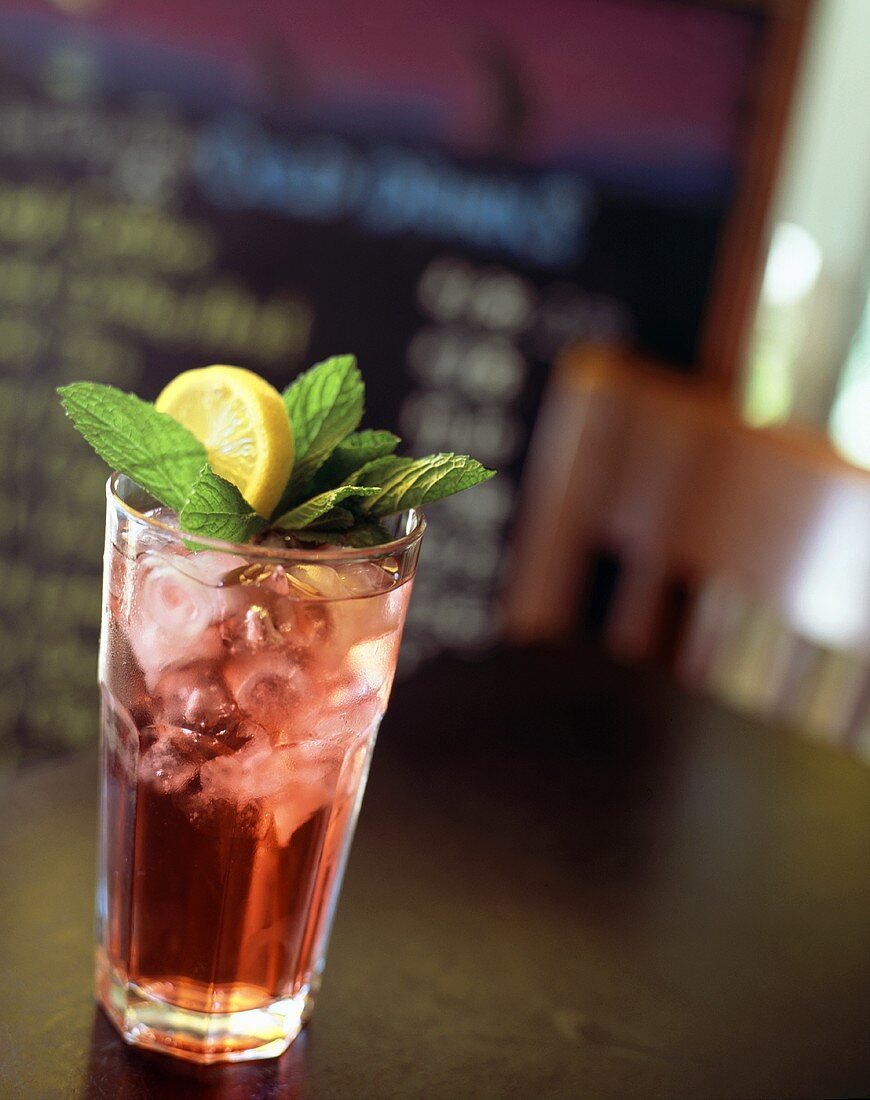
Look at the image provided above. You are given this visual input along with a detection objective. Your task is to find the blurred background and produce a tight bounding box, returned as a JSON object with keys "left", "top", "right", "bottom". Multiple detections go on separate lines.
{"left": 1, "top": 0, "right": 868, "bottom": 767}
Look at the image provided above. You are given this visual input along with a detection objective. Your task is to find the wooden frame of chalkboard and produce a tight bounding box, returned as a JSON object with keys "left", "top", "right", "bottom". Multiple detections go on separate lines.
{"left": 503, "top": 0, "right": 819, "bottom": 651}
{"left": 698, "top": 0, "right": 814, "bottom": 389}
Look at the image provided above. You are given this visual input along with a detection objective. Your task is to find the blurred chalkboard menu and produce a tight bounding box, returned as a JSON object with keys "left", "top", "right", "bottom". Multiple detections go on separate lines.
{"left": 0, "top": 0, "right": 767, "bottom": 759}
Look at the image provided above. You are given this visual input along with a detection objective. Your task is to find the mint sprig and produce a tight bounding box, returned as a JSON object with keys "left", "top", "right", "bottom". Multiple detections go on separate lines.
{"left": 272, "top": 485, "right": 381, "bottom": 531}
{"left": 58, "top": 383, "right": 207, "bottom": 512}
{"left": 59, "top": 355, "right": 495, "bottom": 549}
{"left": 179, "top": 467, "right": 266, "bottom": 544}
{"left": 292, "top": 520, "right": 393, "bottom": 547}
{"left": 305, "top": 507, "right": 355, "bottom": 531}
{"left": 277, "top": 355, "right": 364, "bottom": 512}
{"left": 308, "top": 429, "right": 400, "bottom": 493}
{"left": 348, "top": 453, "right": 495, "bottom": 517}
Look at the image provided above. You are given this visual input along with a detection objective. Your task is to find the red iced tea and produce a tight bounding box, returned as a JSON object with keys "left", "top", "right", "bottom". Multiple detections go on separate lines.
{"left": 96, "top": 484, "right": 420, "bottom": 1062}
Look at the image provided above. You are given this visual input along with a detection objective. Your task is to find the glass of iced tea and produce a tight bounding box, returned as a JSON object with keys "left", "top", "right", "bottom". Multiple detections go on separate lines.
{"left": 96, "top": 474, "right": 424, "bottom": 1063}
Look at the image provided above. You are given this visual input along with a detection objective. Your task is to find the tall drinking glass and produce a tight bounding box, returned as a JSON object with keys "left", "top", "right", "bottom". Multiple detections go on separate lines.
{"left": 96, "top": 474, "right": 424, "bottom": 1063}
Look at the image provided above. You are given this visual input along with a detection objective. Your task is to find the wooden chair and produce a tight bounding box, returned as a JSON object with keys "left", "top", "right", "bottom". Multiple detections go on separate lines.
{"left": 504, "top": 346, "right": 870, "bottom": 756}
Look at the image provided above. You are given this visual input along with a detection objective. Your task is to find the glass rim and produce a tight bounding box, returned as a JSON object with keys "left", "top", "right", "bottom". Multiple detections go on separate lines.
{"left": 108, "top": 472, "right": 426, "bottom": 564}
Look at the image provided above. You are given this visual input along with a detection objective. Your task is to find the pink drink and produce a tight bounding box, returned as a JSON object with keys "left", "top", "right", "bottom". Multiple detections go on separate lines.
{"left": 96, "top": 477, "right": 422, "bottom": 1062}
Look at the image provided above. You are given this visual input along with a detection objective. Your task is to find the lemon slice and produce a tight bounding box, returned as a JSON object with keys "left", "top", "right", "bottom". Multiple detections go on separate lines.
{"left": 155, "top": 365, "right": 293, "bottom": 518}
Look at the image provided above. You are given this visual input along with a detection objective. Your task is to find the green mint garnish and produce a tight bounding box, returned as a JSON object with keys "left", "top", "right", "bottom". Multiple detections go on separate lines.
{"left": 277, "top": 355, "right": 364, "bottom": 512}
{"left": 59, "top": 355, "right": 495, "bottom": 549}
{"left": 347, "top": 453, "right": 495, "bottom": 517}
{"left": 305, "top": 507, "right": 356, "bottom": 531}
{"left": 57, "top": 383, "right": 207, "bottom": 513}
{"left": 308, "top": 429, "right": 400, "bottom": 493}
{"left": 291, "top": 520, "right": 394, "bottom": 548}
{"left": 272, "top": 485, "right": 381, "bottom": 531}
{"left": 178, "top": 467, "right": 266, "bottom": 544}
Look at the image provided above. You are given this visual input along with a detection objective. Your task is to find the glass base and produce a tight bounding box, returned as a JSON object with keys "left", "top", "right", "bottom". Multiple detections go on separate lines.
{"left": 96, "top": 951, "right": 312, "bottom": 1064}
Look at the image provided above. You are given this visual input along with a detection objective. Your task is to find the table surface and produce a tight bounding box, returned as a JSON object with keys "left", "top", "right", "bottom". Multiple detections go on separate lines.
{"left": 1, "top": 645, "right": 868, "bottom": 1100}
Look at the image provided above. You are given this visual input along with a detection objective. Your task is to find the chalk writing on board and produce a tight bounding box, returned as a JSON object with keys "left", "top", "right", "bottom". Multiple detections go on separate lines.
{"left": 1, "top": 0, "right": 766, "bottom": 758}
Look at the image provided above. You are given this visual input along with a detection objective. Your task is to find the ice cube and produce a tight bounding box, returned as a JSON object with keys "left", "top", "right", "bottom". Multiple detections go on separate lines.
{"left": 223, "top": 649, "right": 311, "bottom": 742}
{"left": 129, "top": 554, "right": 235, "bottom": 688}
{"left": 220, "top": 561, "right": 292, "bottom": 596}
{"left": 286, "top": 561, "right": 398, "bottom": 601}
{"left": 286, "top": 564, "right": 346, "bottom": 600}
{"left": 348, "top": 583, "right": 410, "bottom": 641}
{"left": 320, "top": 580, "right": 412, "bottom": 664}
{"left": 285, "top": 563, "right": 404, "bottom": 653}
{"left": 186, "top": 708, "right": 346, "bottom": 844}
{"left": 274, "top": 599, "right": 330, "bottom": 648}
{"left": 139, "top": 723, "right": 202, "bottom": 795}
{"left": 196, "top": 722, "right": 329, "bottom": 842}
{"left": 149, "top": 660, "right": 240, "bottom": 734}
{"left": 269, "top": 741, "right": 338, "bottom": 843}
{"left": 334, "top": 561, "right": 399, "bottom": 597}
{"left": 347, "top": 634, "right": 397, "bottom": 699}
{"left": 217, "top": 563, "right": 321, "bottom": 653}
{"left": 316, "top": 678, "right": 384, "bottom": 741}
{"left": 220, "top": 603, "right": 286, "bottom": 655}
{"left": 197, "top": 719, "right": 275, "bottom": 799}
{"left": 268, "top": 778, "right": 330, "bottom": 845}
{"left": 143, "top": 505, "right": 180, "bottom": 528}
{"left": 167, "top": 550, "right": 251, "bottom": 588}
{"left": 125, "top": 507, "right": 181, "bottom": 559}
{"left": 140, "top": 714, "right": 249, "bottom": 795}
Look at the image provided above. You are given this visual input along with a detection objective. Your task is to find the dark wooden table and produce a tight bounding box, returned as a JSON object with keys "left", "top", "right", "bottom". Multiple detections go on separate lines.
{"left": 1, "top": 645, "right": 868, "bottom": 1100}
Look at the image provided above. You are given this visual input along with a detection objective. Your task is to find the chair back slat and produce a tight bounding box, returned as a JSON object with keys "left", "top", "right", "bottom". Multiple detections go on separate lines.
{"left": 504, "top": 346, "right": 870, "bottom": 752}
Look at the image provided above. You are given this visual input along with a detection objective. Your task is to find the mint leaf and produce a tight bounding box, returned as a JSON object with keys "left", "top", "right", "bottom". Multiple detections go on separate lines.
{"left": 350, "top": 453, "right": 495, "bottom": 516}
{"left": 293, "top": 520, "right": 394, "bottom": 547}
{"left": 277, "top": 355, "right": 364, "bottom": 511}
{"left": 179, "top": 466, "right": 266, "bottom": 544}
{"left": 340, "top": 520, "right": 395, "bottom": 547}
{"left": 309, "top": 429, "right": 400, "bottom": 493}
{"left": 312, "top": 508, "right": 356, "bottom": 530}
{"left": 58, "top": 382, "right": 206, "bottom": 511}
{"left": 60, "top": 360, "right": 495, "bottom": 550}
{"left": 273, "top": 485, "right": 381, "bottom": 530}
{"left": 306, "top": 507, "right": 355, "bottom": 531}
